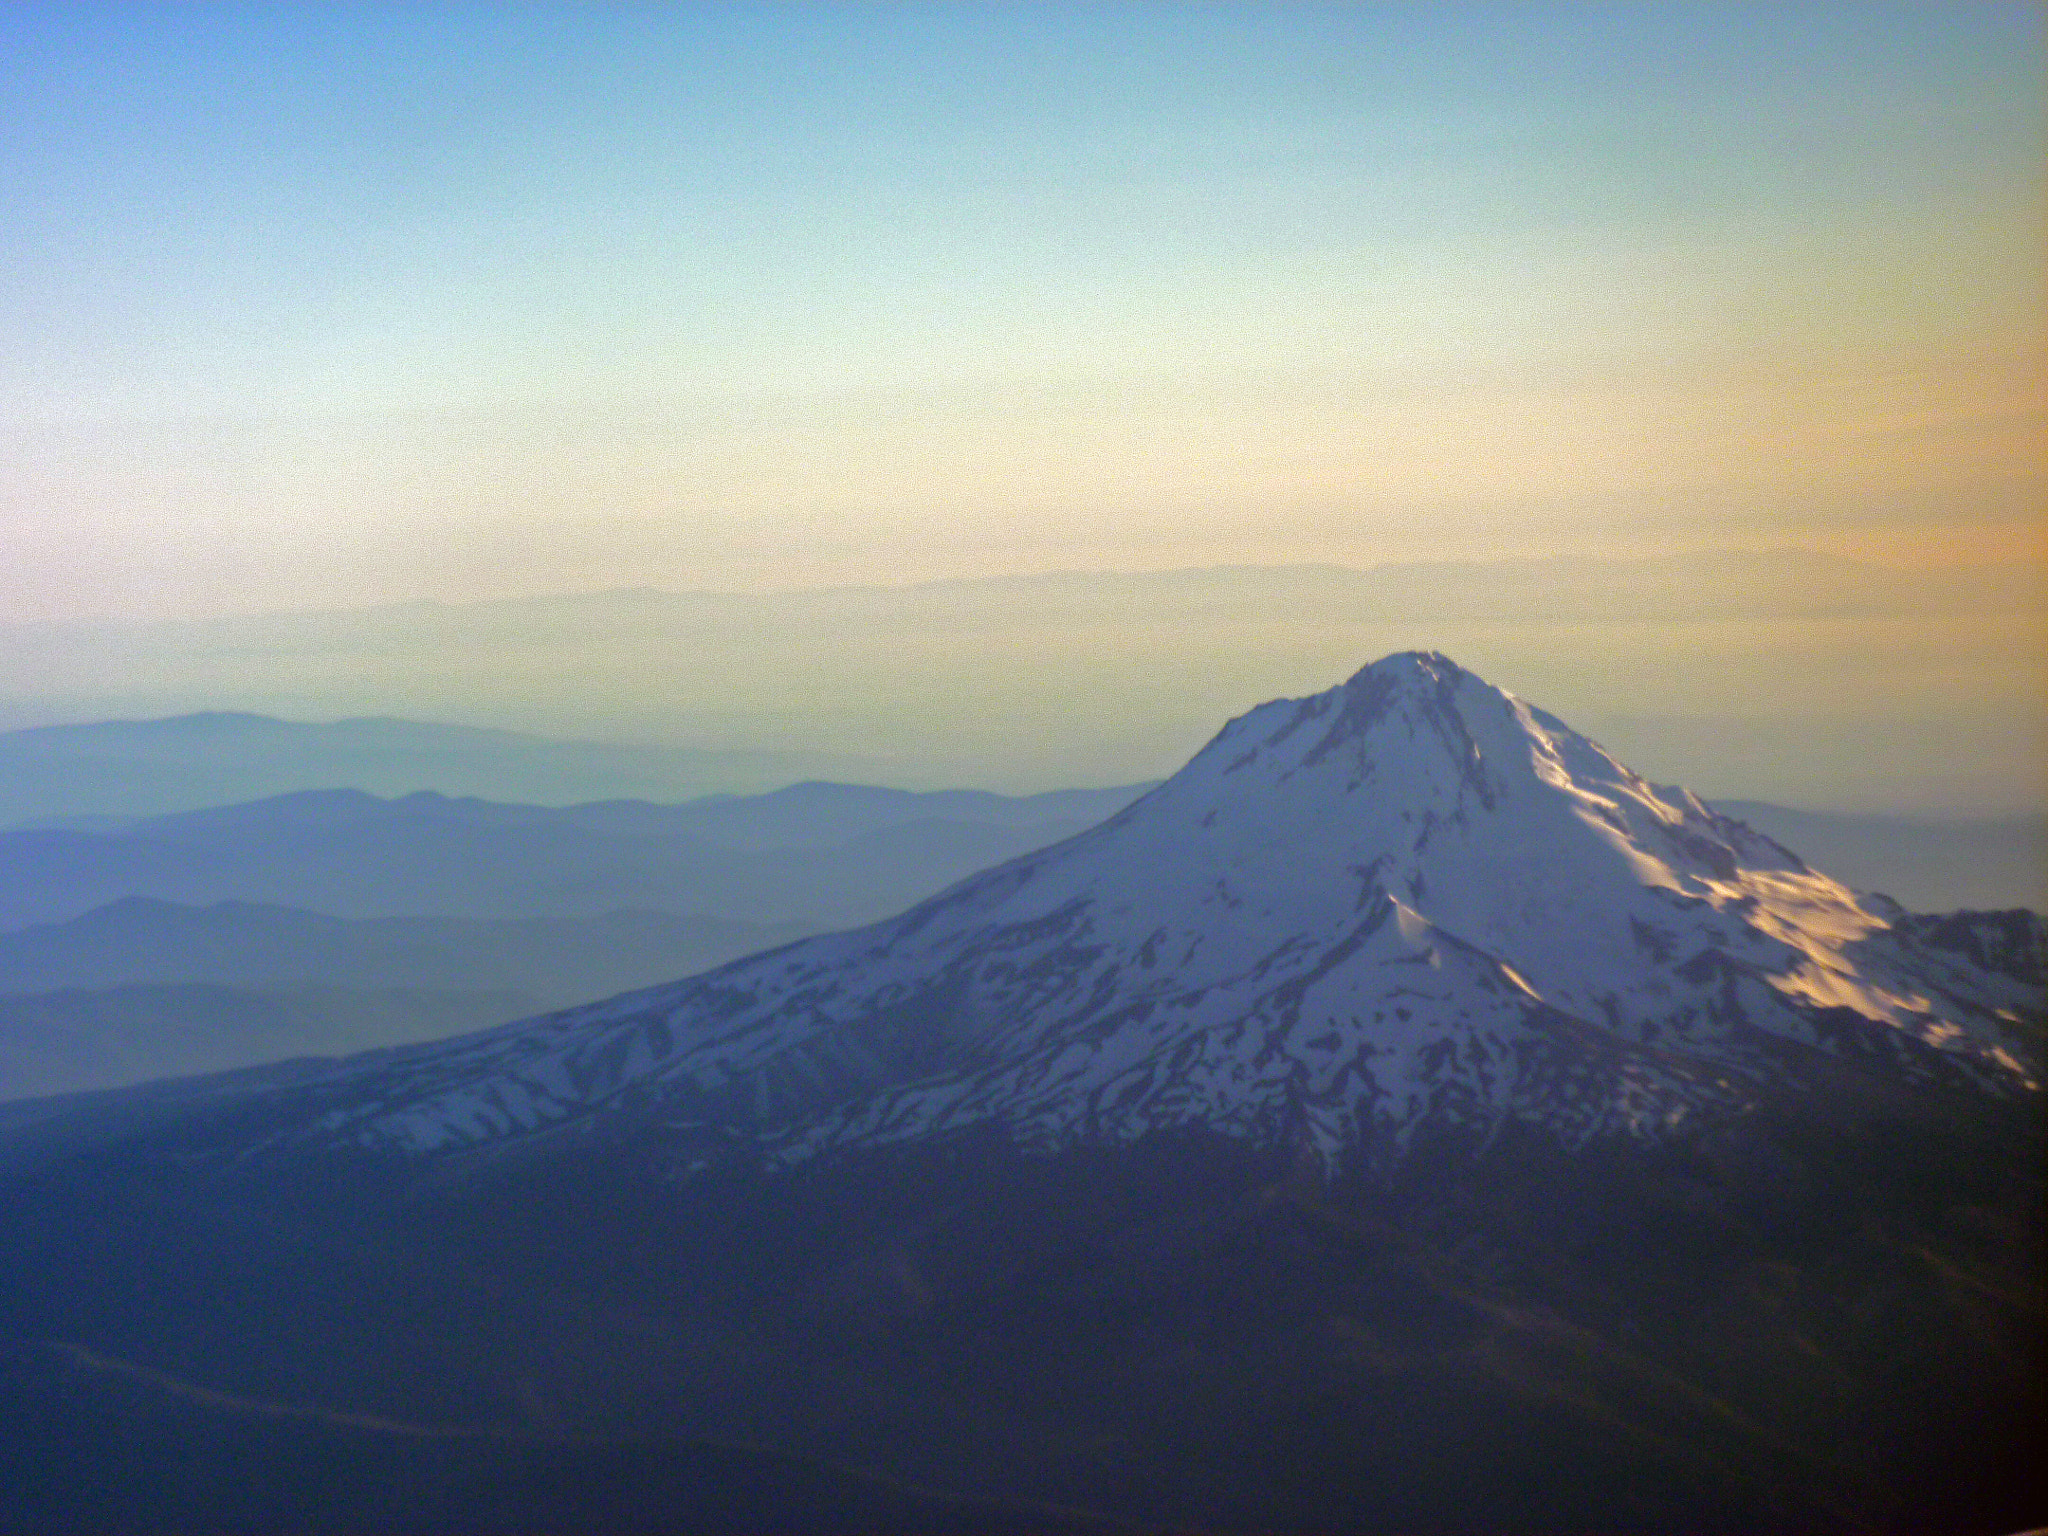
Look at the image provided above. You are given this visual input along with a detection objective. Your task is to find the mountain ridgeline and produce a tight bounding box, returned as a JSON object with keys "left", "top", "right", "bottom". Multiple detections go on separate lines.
{"left": 0, "top": 781, "right": 1149, "bottom": 931}
{"left": 0, "top": 654, "right": 2040, "bottom": 1535}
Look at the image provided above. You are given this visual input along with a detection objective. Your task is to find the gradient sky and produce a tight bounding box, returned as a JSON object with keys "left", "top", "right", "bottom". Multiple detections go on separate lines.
{"left": 1, "top": 2, "right": 2042, "bottom": 621}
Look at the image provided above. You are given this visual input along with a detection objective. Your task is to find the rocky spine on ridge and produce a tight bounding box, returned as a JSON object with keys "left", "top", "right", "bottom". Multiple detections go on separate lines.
{"left": 257, "top": 653, "right": 2039, "bottom": 1174}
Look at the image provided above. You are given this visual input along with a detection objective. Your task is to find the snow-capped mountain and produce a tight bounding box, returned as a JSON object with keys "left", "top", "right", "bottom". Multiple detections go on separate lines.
{"left": 270, "top": 653, "right": 2041, "bottom": 1172}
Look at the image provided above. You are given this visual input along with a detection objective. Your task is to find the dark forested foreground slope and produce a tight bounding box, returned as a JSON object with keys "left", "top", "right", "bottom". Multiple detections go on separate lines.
{"left": 0, "top": 1108, "right": 2038, "bottom": 1534}
{"left": 0, "top": 655, "right": 2039, "bottom": 1533}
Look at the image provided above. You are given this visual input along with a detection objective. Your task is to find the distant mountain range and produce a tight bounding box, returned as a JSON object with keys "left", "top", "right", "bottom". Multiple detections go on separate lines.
{"left": 0, "top": 782, "right": 1147, "bottom": 932}
{"left": 0, "top": 712, "right": 862, "bottom": 825}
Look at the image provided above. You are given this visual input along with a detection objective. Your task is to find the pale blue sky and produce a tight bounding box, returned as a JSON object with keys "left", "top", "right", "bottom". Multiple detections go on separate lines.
{"left": 1, "top": 3, "right": 2041, "bottom": 617}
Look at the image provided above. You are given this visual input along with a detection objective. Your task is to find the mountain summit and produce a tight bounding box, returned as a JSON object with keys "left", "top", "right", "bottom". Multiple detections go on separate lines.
{"left": 270, "top": 652, "right": 2039, "bottom": 1172}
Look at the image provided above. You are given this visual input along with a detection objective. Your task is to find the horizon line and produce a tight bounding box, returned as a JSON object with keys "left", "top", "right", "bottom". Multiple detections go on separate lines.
{"left": 8, "top": 542, "right": 2016, "bottom": 631}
